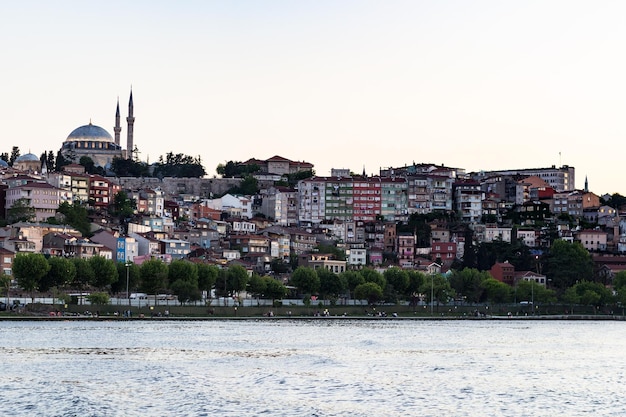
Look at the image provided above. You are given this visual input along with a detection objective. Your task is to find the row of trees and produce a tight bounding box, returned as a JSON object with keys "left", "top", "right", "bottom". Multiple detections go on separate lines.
{"left": 289, "top": 266, "right": 452, "bottom": 305}
{"left": 5, "top": 253, "right": 288, "bottom": 306}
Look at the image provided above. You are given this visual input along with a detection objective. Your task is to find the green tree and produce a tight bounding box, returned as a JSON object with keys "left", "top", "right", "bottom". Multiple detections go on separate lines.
{"left": 290, "top": 266, "right": 320, "bottom": 295}
{"left": 88, "top": 256, "right": 118, "bottom": 289}
{"left": 112, "top": 261, "right": 140, "bottom": 296}
{"left": 71, "top": 258, "right": 94, "bottom": 293}
{"left": 419, "top": 274, "right": 455, "bottom": 306}
{"left": 7, "top": 198, "right": 35, "bottom": 223}
{"left": 9, "top": 146, "right": 20, "bottom": 166}
{"left": 86, "top": 292, "right": 110, "bottom": 305}
{"left": 227, "top": 265, "right": 249, "bottom": 296}
{"left": 247, "top": 274, "right": 267, "bottom": 301}
{"left": 318, "top": 268, "right": 347, "bottom": 300}
{"left": 79, "top": 156, "right": 97, "bottom": 174}
{"left": 481, "top": 278, "right": 512, "bottom": 304}
{"left": 544, "top": 240, "right": 593, "bottom": 290}
{"left": 449, "top": 268, "right": 489, "bottom": 303}
{"left": 406, "top": 270, "right": 426, "bottom": 296}
{"left": 41, "top": 256, "right": 76, "bottom": 292}
{"left": 197, "top": 264, "right": 218, "bottom": 299}
{"left": 111, "top": 262, "right": 141, "bottom": 298}
{"left": 0, "top": 273, "right": 10, "bottom": 303}
{"left": 46, "top": 150, "right": 55, "bottom": 172}
{"left": 315, "top": 244, "right": 346, "bottom": 261}
{"left": 170, "top": 279, "right": 202, "bottom": 304}
{"left": 562, "top": 281, "right": 612, "bottom": 311}
{"left": 168, "top": 260, "right": 199, "bottom": 288}
{"left": 13, "top": 253, "right": 51, "bottom": 302}
{"left": 354, "top": 282, "right": 384, "bottom": 305}
{"left": 111, "top": 191, "right": 136, "bottom": 225}
{"left": 361, "top": 268, "right": 386, "bottom": 290}
{"left": 515, "top": 280, "right": 557, "bottom": 304}
{"left": 263, "top": 276, "right": 287, "bottom": 301}
{"left": 341, "top": 270, "right": 365, "bottom": 295}
{"left": 383, "top": 267, "right": 410, "bottom": 296}
{"left": 140, "top": 259, "right": 168, "bottom": 300}
{"left": 56, "top": 201, "right": 92, "bottom": 237}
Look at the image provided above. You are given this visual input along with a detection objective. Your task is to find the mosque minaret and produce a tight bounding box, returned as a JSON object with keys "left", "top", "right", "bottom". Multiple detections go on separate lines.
{"left": 126, "top": 89, "right": 135, "bottom": 160}
{"left": 59, "top": 89, "right": 134, "bottom": 169}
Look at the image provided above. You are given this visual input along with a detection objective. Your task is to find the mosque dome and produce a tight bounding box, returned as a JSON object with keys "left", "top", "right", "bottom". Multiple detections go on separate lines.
{"left": 66, "top": 122, "right": 113, "bottom": 142}
{"left": 15, "top": 153, "right": 40, "bottom": 162}
{"left": 0, "top": 159, "right": 8, "bottom": 168}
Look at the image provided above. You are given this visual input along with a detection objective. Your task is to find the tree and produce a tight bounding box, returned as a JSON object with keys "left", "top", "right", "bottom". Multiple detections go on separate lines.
{"left": 112, "top": 261, "right": 140, "bottom": 295}
{"left": 9, "top": 146, "right": 20, "bottom": 166}
{"left": 56, "top": 201, "right": 92, "bottom": 237}
{"left": 270, "top": 259, "right": 290, "bottom": 274}
{"left": 361, "top": 268, "right": 386, "bottom": 290}
{"left": 71, "top": 258, "right": 94, "bottom": 293}
{"left": 318, "top": 268, "right": 347, "bottom": 300}
{"left": 111, "top": 191, "right": 136, "bottom": 234}
{"left": 0, "top": 273, "right": 10, "bottom": 303}
{"left": 481, "top": 278, "right": 512, "bottom": 304}
{"left": 168, "top": 260, "right": 200, "bottom": 304}
{"left": 419, "top": 274, "right": 455, "bottom": 306}
{"left": 227, "top": 265, "right": 249, "bottom": 296}
{"left": 383, "top": 267, "right": 410, "bottom": 296}
{"left": 13, "top": 253, "right": 50, "bottom": 302}
{"left": 7, "top": 198, "right": 35, "bottom": 223}
{"left": 290, "top": 266, "right": 320, "bottom": 295}
{"left": 562, "top": 281, "right": 612, "bottom": 311}
{"left": 316, "top": 243, "right": 346, "bottom": 261}
{"left": 46, "top": 150, "right": 55, "bottom": 172}
{"left": 515, "top": 280, "right": 556, "bottom": 304}
{"left": 406, "top": 270, "right": 426, "bottom": 296}
{"left": 55, "top": 150, "right": 70, "bottom": 171}
{"left": 263, "top": 276, "right": 287, "bottom": 301}
{"left": 247, "top": 275, "right": 267, "bottom": 301}
{"left": 88, "top": 256, "right": 118, "bottom": 289}
{"left": 197, "top": 264, "right": 218, "bottom": 299}
{"left": 86, "top": 292, "right": 110, "bottom": 305}
{"left": 449, "top": 268, "right": 489, "bottom": 303}
{"left": 78, "top": 156, "right": 97, "bottom": 174}
{"left": 544, "top": 240, "right": 593, "bottom": 290}
{"left": 41, "top": 256, "right": 76, "bottom": 292}
{"left": 354, "top": 282, "right": 384, "bottom": 305}
{"left": 168, "top": 260, "right": 199, "bottom": 288}
{"left": 140, "top": 259, "right": 168, "bottom": 299}
{"left": 341, "top": 270, "right": 365, "bottom": 296}
{"left": 170, "top": 279, "right": 202, "bottom": 305}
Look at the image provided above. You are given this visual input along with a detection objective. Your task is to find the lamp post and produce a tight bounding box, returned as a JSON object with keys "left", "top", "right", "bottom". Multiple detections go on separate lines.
{"left": 430, "top": 273, "right": 434, "bottom": 316}
{"left": 125, "top": 261, "right": 131, "bottom": 305}
{"left": 531, "top": 278, "right": 534, "bottom": 315}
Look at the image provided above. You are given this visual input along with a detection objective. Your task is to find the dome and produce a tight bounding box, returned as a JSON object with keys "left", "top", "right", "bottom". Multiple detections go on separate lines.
{"left": 15, "top": 153, "right": 40, "bottom": 162}
{"left": 66, "top": 122, "right": 113, "bottom": 142}
{"left": 0, "top": 159, "right": 8, "bottom": 168}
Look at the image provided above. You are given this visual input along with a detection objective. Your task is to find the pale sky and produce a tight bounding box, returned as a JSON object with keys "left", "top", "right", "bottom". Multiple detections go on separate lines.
{"left": 2, "top": 1, "right": 626, "bottom": 194}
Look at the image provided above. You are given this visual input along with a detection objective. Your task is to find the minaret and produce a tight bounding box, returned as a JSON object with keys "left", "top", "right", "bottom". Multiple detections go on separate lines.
{"left": 126, "top": 89, "right": 135, "bottom": 159}
{"left": 114, "top": 97, "right": 121, "bottom": 146}
{"left": 584, "top": 176, "right": 588, "bottom": 192}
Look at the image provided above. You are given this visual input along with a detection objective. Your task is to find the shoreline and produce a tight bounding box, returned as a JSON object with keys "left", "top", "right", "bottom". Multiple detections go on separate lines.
{"left": 1, "top": 314, "right": 625, "bottom": 321}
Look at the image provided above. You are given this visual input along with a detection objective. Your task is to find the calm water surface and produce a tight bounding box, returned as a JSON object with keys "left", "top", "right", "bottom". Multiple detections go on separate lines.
{"left": 0, "top": 319, "right": 624, "bottom": 417}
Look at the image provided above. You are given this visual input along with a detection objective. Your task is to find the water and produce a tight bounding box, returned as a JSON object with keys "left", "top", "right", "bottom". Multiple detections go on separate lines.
{"left": 0, "top": 319, "right": 624, "bottom": 417}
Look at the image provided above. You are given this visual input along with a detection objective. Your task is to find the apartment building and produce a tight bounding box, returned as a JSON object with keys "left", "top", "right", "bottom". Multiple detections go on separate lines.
{"left": 453, "top": 179, "right": 483, "bottom": 224}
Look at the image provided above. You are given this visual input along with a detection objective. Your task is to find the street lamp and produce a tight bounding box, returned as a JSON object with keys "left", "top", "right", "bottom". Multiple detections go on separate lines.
{"left": 125, "top": 261, "right": 132, "bottom": 305}
{"left": 430, "top": 273, "right": 434, "bottom": 316}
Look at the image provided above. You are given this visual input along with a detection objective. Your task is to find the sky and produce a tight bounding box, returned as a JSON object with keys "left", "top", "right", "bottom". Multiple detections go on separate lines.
{"left": 2, "top": 0, "right": 626, "bottom": 194}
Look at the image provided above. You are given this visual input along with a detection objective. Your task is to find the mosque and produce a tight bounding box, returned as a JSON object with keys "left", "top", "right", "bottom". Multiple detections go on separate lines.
{"left": 59, "top": 90, "right": 135, "bottom": 169}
